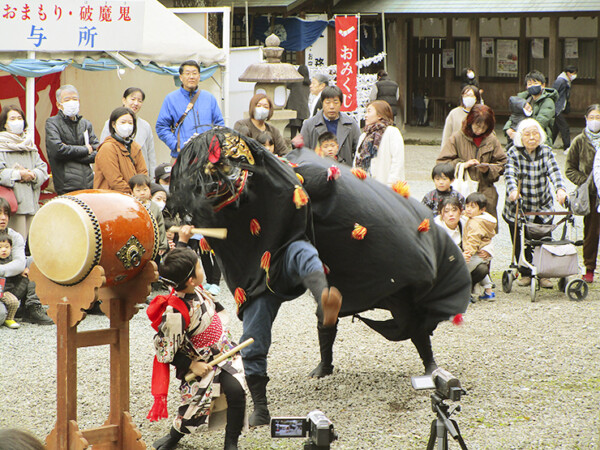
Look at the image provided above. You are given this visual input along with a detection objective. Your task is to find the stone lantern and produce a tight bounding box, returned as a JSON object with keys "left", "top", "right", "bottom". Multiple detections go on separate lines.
{"left": 238, "top": 34, "right": 304, "bottom": 137}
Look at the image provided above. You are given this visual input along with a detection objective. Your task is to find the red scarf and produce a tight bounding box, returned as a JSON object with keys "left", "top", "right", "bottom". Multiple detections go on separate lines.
{"left": 146, "top": 290, "right": 190, "bottom": 421}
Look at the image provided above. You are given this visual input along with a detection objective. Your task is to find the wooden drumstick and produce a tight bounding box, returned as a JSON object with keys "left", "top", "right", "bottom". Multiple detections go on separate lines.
{"left": 184, "top": 338, "right": 254, "bottom": 382}
{"left": 168, "top": 226, "right": 227, "bottom": 239}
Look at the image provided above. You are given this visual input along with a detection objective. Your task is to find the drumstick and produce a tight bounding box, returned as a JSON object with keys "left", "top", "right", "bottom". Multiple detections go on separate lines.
{"left": 168, "top": 226, "right": 227, "bottom": 239}
{"left": 184, "top": 338, "right": 254, "bottom": 382}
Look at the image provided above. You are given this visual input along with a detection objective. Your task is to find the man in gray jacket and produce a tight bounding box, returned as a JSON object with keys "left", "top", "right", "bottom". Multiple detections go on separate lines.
{"left": 45, "top": 85, "right": 99, "bottom": 195}
{"left": 300, "top": 86, "right": 361, "bottom": 166}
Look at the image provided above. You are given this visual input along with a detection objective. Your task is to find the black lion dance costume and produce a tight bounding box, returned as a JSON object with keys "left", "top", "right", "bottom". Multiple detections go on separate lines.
{"left": 169, "top": 127, "right": 471, "bottom": 426}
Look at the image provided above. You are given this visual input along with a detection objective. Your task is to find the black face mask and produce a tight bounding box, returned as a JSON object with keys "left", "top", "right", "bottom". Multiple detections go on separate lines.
{"left": 527, "top": 85, "right": 542, "bottom": 96}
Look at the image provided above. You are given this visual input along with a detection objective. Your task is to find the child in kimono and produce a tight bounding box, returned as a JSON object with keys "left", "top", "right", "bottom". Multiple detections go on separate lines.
{"left": 147, "top": 247, "right": 246, "bottom": 450}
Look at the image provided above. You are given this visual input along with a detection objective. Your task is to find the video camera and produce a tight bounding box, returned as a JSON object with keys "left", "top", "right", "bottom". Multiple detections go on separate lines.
{"left": 411, "top": 368, "right": 465, "bottom": 401}
{"left": 271, "top": 410, "right": 338, "bottom": 449}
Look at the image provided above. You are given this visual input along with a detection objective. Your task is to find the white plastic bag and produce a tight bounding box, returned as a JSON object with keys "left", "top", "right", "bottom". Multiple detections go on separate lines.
{"left": 452, "top": 163, "right": 478, "bottom": 198}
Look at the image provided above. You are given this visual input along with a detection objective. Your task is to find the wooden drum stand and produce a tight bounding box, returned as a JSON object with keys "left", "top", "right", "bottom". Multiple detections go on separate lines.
{"left": 30, "top": 262, "right": 158, "bottom": 449}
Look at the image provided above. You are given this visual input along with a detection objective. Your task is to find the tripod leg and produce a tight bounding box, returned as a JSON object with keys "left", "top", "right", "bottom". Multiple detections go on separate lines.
{"left": 425, "top": 419, "right": 437, "bottom": 450}
{"left": 450, "top": 419, "right": 468, "bottom": 450}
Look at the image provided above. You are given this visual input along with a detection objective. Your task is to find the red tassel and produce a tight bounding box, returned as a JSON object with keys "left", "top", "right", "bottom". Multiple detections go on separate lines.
{"left": 250, "top": 219, "right": 261, "bottom": 236}
{"left": 199, "top": 237, "right": 211, "bottom": 253}
{"left": 392, "top": 181, "right": 410, "bottom": 198}
{"left": 323, "top": 264, "right": 330, "bottom": 275}
{"left": 296, "top": 173, "right": 305, "bottom": 184}
{"left": 452, "top": 314, "right": 464, "bottom": 326}
{"left": 260, "top": 251, "right": 271, "bottom": 272}
{"left": 147, "top": 395, "right": 168, "bottom": 422}
{"left": 327, "top": 166, "right": 341, "bottom": 181}
{"left": 351, "top": 167, "right": 367, "bottom": 180}
{"left": 418, "top": 219, "right": 430, "bottom": 233}
{"left": 352, "top": 223, "right": 367, "bottom": 240}
{"left": 293, "top": 186, "right": 308, "bottom": 209}
{"left": 234, "top": 288, "right": 246, "bottom": 308}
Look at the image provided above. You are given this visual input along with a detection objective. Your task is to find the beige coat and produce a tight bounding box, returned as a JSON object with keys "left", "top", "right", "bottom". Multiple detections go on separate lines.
{"left": 462, "top": 211, "right": 497, "bottom": 255}
{"left": 437, "top": 131, "right": 507, "bottom": 220}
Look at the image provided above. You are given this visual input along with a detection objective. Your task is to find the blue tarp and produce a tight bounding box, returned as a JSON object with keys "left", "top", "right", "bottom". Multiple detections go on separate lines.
{"left": 0, "top": 57, "right": 218, "bottom": 80}
{"left": 253, "top": 17, "right": 329, "bottom": 52}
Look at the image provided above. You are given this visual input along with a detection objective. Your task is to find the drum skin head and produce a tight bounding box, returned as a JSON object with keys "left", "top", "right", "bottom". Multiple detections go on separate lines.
{"left": 30, "top": 198, "right": 97, "bottom": 285}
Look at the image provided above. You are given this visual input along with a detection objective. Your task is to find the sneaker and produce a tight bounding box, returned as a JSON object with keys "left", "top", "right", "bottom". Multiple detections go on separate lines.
{"left": 517, "top": 276, "right": 532, "bottom": 286}
{"left": 478, "top": 291, "right": 496, "bottom": 301}
{"left": 582, "top": 271, "right": 594, "bottom": 283}
{"left": 207, "top": 284, "right": 220, "bottom": 296}
{"left": 23, "top": 304, "right": 54, "bottom": 325}
{"left": 4, "top": 319, "right": 20, "bottom": 329}
{"left": 540, "top": 278, "right": 553, "bottom": 289}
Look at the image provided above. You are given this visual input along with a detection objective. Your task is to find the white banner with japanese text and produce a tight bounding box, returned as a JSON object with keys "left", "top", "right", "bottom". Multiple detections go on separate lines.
{"left": 0, "top": 1, "right": 145, "bottom": 51}
{"left": 335, "top": 15, "right": 357, "bottom": 112}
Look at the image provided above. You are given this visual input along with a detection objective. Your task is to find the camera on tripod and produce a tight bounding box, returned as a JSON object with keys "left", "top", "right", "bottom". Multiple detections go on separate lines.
{"left": 412, "top": 368, "right": 469, "bottom": 449}
{"left": 412, "top": 368, "right": 465, "bottom": 401}
{"left": 271, "top": 410, "right": 338, "bottom": 449}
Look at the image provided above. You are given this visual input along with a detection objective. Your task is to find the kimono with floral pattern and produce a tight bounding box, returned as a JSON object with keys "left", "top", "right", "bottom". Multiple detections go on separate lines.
{"left": 154, "top": 287, "right": 246, "bottom": 433}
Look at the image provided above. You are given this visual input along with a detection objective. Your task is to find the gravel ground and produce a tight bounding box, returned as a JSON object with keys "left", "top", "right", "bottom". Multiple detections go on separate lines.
{"left": 1, "top": 145, "right": 598, "bottom": 449}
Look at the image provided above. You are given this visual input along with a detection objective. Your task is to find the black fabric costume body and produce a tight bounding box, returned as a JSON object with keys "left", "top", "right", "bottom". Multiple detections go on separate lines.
{"left": 287, "top": 149, "right": 470, "bottom": 337}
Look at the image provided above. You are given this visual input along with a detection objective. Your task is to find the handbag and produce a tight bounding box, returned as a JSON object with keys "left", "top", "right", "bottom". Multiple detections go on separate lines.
{"left": 451, "top": 163, "right": 478, "bottom": 198}
{"left": 0, "top": 186, "right": 18, "bottom": 213}
{"left": 568, "top": 172, "right": 593, "bottom": 216}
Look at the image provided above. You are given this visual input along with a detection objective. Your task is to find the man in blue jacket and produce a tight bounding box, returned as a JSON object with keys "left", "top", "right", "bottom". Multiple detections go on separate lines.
{"left": 156, "top": 60, "right": 224, "bottom": 160}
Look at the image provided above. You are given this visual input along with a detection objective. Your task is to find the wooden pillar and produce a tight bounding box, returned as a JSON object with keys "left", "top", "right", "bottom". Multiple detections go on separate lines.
{"left": 518, "top": 18, "right": 527, "bottom": 84}
{"left": 548, "top": 16, "right": 559, "bottom": 83}
{"left": 396, "top": 17, "right": 408, "bottom": 127}
{"left": 469, "top": 18, "right": 479, "bottom": 75}
{"left": 55, "top": 303, "right": 80, "bottom": 449}
{"left": 445, "top": 18, "right": 454, "bottom": 105}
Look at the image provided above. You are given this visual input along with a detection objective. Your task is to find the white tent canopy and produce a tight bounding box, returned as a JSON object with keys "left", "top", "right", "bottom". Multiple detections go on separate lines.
{"left": 0, "top": 0, "right": 226, "bottom": 66}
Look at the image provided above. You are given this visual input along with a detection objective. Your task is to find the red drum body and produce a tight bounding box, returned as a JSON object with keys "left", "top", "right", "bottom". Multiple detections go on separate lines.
{"left": 30, "top": 190, "right": 158, "bottom": 286}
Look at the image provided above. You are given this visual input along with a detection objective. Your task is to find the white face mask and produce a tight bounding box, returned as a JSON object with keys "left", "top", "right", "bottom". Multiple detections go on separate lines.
{"left": 587, "top": 119, "right": 600, "bottom": 133}
{"left": 253, "top": 107, "right": 269, "bottom": 121}
{"left": 116, "top": 123, "right": 134, "bottom": 138}
{"left": 523, "top": 107, "right": 533, "bottom": 117}
{"left": 467, "top": 71, "right": 475, "bottom": 79}
{"left": 462, "top": 97, "right": 476, "bottom": 109}
{"left": 6, "top": 120, "right": 24, "bottom": 135}
{"left": 162, "top": 184, "right": 169, "bottom": 194}
{"left": 570, "top": 74, "right": 577, "bottom": 81}
{"left": 61, "top": 100, "right": 80, "bottom": 117}
{"left": 152, "top": 200, "right": 166, "bottom": 211}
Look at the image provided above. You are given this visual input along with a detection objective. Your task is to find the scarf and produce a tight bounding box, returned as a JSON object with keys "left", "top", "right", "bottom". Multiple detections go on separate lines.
{"left": 0, "top": 131, "right": 38, "bottom": 152}
{"left": 111, "top": 132, "right": 136, "bottom": 165}
{"left": 146, "top": 290, "right": 190, "bottom": 421}
{"left": 585, "top": 128, "right": 600, "bottom": 153}
{"left": 355, "top": 120, "right": 391, "bottom": 172}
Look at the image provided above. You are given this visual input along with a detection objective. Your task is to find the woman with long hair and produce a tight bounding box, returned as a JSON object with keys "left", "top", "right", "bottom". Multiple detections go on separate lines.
{"left": 353, "top": 100, "right": 404, "bottom": 186}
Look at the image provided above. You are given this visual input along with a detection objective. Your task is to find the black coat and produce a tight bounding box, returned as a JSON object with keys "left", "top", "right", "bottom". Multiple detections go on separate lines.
{"left": 45, "top": 111, "right": 99, "bottom": 195}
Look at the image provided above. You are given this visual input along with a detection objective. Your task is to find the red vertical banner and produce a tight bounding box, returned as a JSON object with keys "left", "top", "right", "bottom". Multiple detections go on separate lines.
{"left": 335, "top": 15, "right": 358, "bottom": 112}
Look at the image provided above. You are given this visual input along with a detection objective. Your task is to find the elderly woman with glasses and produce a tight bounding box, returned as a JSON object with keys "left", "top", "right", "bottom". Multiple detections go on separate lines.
{"left": 502, "top": 118, "right": 567, "bottom": 288}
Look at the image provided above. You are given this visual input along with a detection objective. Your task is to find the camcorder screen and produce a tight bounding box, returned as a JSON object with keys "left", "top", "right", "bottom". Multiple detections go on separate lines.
{"left": 271, "top": 418, "right": 306, "bottom": 438}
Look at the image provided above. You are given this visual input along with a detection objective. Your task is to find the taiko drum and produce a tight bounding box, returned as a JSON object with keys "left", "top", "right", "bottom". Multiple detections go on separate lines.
{"left": 29, "top": 190, "right": 158, "bottom": 286}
